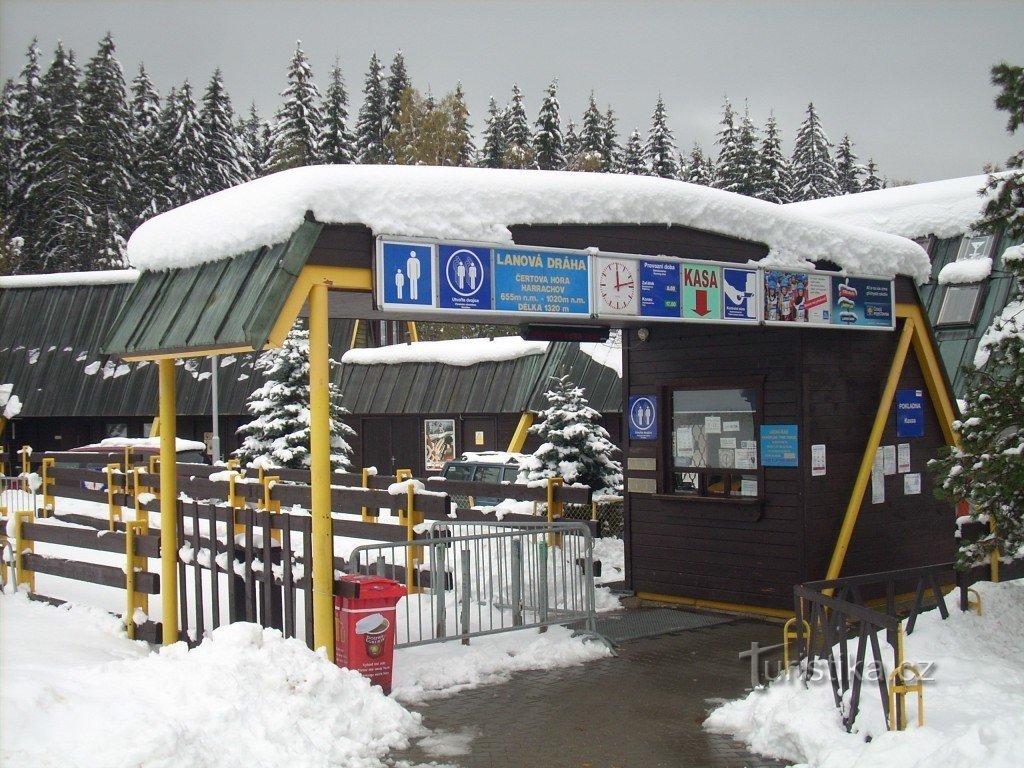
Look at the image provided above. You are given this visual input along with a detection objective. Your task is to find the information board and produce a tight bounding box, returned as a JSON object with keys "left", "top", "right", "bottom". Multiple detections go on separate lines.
{"left": 896, "top": 389, "right": 925, "bottom": 437}
{"left": 760, "top": 424, "right": 799, "bottom": 467}
{"left": 493, "top": 248, "right": 590, "bottom": 315}
{"left": 831, "top": 277, "right": 893, "bottom": 328}
{"left": 640, "top": 261, "right": 680, "bottom": 318}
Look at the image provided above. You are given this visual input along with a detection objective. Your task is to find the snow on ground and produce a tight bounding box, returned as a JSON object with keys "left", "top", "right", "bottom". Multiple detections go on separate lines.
{"left": 2, "top": 494, "right": 616, "bottom": 766}
{"left": 126, "top": 165, "right": 930, "bottom": 282}
{"left": 706, "top": 578, "right": 1024, "bottom": 768}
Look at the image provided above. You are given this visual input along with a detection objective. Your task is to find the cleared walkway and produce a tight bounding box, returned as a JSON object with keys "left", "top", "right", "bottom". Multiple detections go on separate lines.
{"left": 395, "top": 612, "right": 790, "bottom": 767}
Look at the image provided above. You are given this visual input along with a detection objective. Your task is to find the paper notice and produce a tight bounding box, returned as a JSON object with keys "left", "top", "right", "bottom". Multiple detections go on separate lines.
{"left": 871, "top": 468, "right": 885, "bottom": 504}
{"left": 720, "top": 437, "right": 737, "bottom": 449}
{"left": 904, "top": 473, "right": 921, "bottom": 495}
{"left": 723, "top": 420, "right": 740, "bottom": 432}
{"left": 735, "top": 447, "right": 757, "bottom": 470}
{"left": 898, "top": 443, "right": 911, "bottom": 474}
{"left": 883, "top": 445, "right": 897, "bottom": 475}
{"left": 705, "top": 416, "right": 722, "bottom": 434}
{"left": 740, "top": 477, "right": 758, "bottom": 497}
{"left": 811, "top": 444, "right": 826, "bottom": 477}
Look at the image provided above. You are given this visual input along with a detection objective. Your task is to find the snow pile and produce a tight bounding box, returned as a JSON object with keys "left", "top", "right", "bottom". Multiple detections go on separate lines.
{"left": 706, "top": 579, "right": 1024, "bottom": 768}
{"left": 1, "top": 383, "right": 21, "bottom": 419}
{"left": 342, "top": 335, "right": 548, "bottom": 366}
{"left": 938, "top": 257, "right": 992, "bottom": 285}
{"left": 974, "top": 246, "right": 1024, "bottom": 368}
{"left": 1, "top": 592, "right": 422, "bottom": 768}
{"left": 126, "top": 165, "right": 930, "bottom": 281}
{"left": 0, "top": 269, "right": 140, "bottom": 289}
{"left": 786, "top": 174, "right": 1001, "bottom": 240}
{"left": 79, "top": 436, "right": 207, "bottom": 452}
{"left": 580, "top": 330, "right": 623, "bottom": 377}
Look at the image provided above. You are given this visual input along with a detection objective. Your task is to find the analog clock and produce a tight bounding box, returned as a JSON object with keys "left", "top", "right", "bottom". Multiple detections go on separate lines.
{"left": 599, "top": 260, "right": 636, "bottom": 311}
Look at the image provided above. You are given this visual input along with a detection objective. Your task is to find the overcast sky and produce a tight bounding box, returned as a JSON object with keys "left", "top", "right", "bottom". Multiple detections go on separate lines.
{"left": 1, "top": 0, "right": 1021, "bottom": 184}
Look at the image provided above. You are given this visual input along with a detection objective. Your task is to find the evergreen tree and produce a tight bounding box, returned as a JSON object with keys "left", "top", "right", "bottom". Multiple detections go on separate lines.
{"left": 479, "top": 96, "right": 507, "bottom": 169}
{"left": 712, "top": 97, "right": 739, "bottom": 190}
{"left": 756, "top": 113, "right": 791, "bottom": 203}
{"left": 450, "top": 82, "right": 475, "bottom": 166}
{"left": 684, "top": 142, "right": 714, "bottom": 186}
{"left": 716, "top": 100, "right": 760, "bottom": 196}
{"left": 862, "top": 158, "right": 884, "bottom": 191}
{"left": 503, "top": 83, "right": 533, "bottom": 169}
{"left": 12, "top": 40, "right": 46, "bottom": 265}
{"left": 601, "top": 107, "right": 620, "bottom": 172}
{"left": 977, "top": 63, "right": 1024, "bottom": 238}
{"left": 0, "top": 80, "right": 19, "bottom": 220}
{"left": 790, "top": 101, "right": 839, "bottom": 201}
{"left": 267, "top": 42, "right": 323, "bottom": 173}
{"left": 931, "top": 246, "right": 1024, "bottom": 567}
{"left": 621, "top": 128, "right": 646, "bottom": 175}
{"left": 240, "top": 102, "right": 272, "bottom": 177}
{"left": 355, "top": 52, "right": 388, "bottom": 164}
{"left": 156, "top": 81, "right": 208, "bottom": 208}
{"left": 576, "top": 93, "right": 605, "bottom": 172}
{"left": 235, "top": 326, "right": 356, "bottom": 471}
{"left": 200, "top": 68, "right": 251, "bottom": 193}
{"left": 562, "top": 118, "right": 582, "bottom": 170}
{"left": 28, "top": 43, "right": 96, "bottom": 272}
{"left": 128, "top": 64, "right": 163, "bottom": 225}
{"left": 644, "top": 95, "right": 678, "bottom": 179}
{"left": 319, "top": 60, "right": 355, "bottom": 164}
{"left": 384, "top": 50, "right": 411, "bottom": 161}
{"left": 80, "top": 32, "right": 132, "bottom": 267}
{"left": 532, "top": 79, "right": 564, "bottom": 170}
{"left": 835, "top": 134, "right": 863, "bottom": 195}
{"left": 519, "top": 374, "right": 623, "bottom": 494}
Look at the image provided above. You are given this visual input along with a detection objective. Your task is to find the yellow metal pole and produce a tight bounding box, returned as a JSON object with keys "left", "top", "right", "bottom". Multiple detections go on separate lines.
{"left": 507, "top": 413, "right": 534, "bottom": 452}
{"left": 158, "top": 358, "right": 179, "bottom": 645}
{"left": 825, "top": 316, "right": 915, "bottom": 582}
{"left": 309, "top": 281, "right": 335, "bottom": 660}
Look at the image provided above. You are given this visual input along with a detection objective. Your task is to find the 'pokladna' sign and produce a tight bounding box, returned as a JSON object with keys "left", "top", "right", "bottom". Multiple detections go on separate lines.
{"left": 376, "top": 237, "right": 895, "bottom": 331}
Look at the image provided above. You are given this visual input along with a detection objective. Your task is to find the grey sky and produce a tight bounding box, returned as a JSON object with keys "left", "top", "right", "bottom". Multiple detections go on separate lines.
{"left": 1, "top": 0, "right": 1021, "bottom": 184}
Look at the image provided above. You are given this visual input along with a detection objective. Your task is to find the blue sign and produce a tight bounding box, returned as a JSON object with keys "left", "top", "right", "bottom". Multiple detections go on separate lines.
{"left": 439, "top": 245, "right": 492, "bottom": 311}
{"left": 640, "top": 261, "right": 680, "bottom": 317}
{"left": 629, "top": 395, "right": 658, "bottom": 440}
{"left": 760, "top": 424, "right": 799, "bottom": 467}
{"left": 381, "top": 241, "right": 434, "bottom": 306}
{"left": 831, "top": 277, "right": 894, "bottom": 329}
{"left": 896, "top": 389, "right": 925, "bottom": 437}
{"left": 722, "top": 267, "right": 758, "bottom": 322}
{"left": 493, "top": 248, "right": 590, "bottom": 314}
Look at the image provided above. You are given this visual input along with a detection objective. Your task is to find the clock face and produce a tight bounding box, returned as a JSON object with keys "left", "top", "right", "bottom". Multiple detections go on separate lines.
{"left": 599, "top": 260, "right": 636, "bottom": 311}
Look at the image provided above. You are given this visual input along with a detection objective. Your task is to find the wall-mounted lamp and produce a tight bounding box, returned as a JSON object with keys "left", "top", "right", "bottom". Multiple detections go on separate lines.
{"left": 636, "top": 327, "right": 650, "bottom": 343}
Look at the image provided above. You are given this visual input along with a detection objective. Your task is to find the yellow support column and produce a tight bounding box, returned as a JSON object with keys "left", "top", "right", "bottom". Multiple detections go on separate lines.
{"left": 125, "top": 519, "right": 149, "bottom": 639}
{"left": 309, "top": 281, "right": 335, "bottom": 660}
{"left": 158, "top": 358, "right": 179, "bottom": 645}
{"left": 40, "top": 457, "right": 55, "bottom": 516}
{"left": 105, "top": 463, "right": 123, "bottom": 531}
{"left": 507, "top": 413, "right": 534, "bottom": 452}
{"left": 14, "top": 509, "right": 35, "bottom": 592}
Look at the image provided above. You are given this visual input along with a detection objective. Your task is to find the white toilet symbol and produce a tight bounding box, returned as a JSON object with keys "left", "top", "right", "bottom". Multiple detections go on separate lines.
{"left": 395, "top": 268, "right": 405, "bottom": 300}
{"left": 456, "top": 258, "right": 466, "bottom": 290}
{"left": 467, "top": 259, "right": 478, "bottom": 291}
{"left": 406, "top": 250, "right": 421, "bottom": 301}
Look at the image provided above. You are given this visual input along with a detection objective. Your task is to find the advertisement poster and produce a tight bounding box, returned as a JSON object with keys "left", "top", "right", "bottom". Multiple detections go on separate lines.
{"left": 763, "top": 270, "right": 830, "bottom": 325}
{"left": 424, "top": 419, "right": 456, "bottom": 472}
{"left": 640, "top": 260, "right": 681, "bottom": 317}
{"left": 831, "top": 276, "right": 894, "bottom": 329}
{"left": 493, "top": 248, "right": 590, "bottom": 314}
{"left": 438, "top": 245, "right": 491, "bottom": 311}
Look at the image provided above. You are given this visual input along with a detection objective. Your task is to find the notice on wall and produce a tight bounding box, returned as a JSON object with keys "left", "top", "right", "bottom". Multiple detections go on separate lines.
{"left": 898, "top": 443, "right": 911, "bottom": 474}
{"left": 872, "top": 468, "right": 885, "bottom": 504}
{"left": 904, "top": 473, "right": 922, "bottom": 495}
{"left": 720, "top": 437, "right": 737, "bottom": 449}
{"left": 719, "top": 448, "right": 736, "bottom": 468}
{"left": 760, "top": 425, "right": 799, "bottom": 467}
{"left": 811, "top": 444, "right": 827, "bottom": 477}
{"left": 723, "top": 420, "right": 740, "bottom": 433}
{"left": 740, "top": 477, "right": 759, "bottom": 497}
{"left": 676, "top": 426, "right": 694, "bottom": 453}
{"left": 883, "top": 445, "right": 897, "bottom": 476}
{"left": 705, "top": 416, "right": 722, "bottom": 434}
{"left": 736, "top": 441, "right": 758, "bottom": 470}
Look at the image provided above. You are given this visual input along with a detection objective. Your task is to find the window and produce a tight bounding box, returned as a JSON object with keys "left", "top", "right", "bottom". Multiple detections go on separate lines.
{"left": 936, "top": 233, "right": 993, "bottom": 327}
{"left": 937, "top": 284, "right": 984, "bottom": 326}
{"left": 670, "top": 385, "right": 760, "bottom": 499}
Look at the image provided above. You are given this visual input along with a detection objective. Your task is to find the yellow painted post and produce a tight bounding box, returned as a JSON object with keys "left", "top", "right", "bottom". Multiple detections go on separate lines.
{"left": 14, "top": 509, "right": 35, "bottom": 592}
{"left": 125, "top": 519, "right": 149, "bottom": 639}
{"left": 507, "top": 413, "right": 535, "bottom": 452}
{"left": 395, "top": 469, "right": 412, "bottom": 522}
{"left": 360, "top": 468, "right": 375, "bottom": 523}
{"left": 40, "top": 457, "right": 55, "bottom": 517}
{"left": 782, "top": 618, "right": 811, "bottom": 668}
{"left": 158, "top": 358, "right": 179, "bottom": 645}
{"left": 262, "top": 474, "right": 282, "bottom": 542}
{"left": 405, "top": 482, "right": 423, "bottom": 594}
{"left": 989, "top": 519, "right": 1000, "bottom": 583}
{"left": 546, "top": 477, "right": 564, "bottom": 547}
{"left": 825, "top": 316, "right": 915, "bottom": 582}
{"left": 132, "top": 468, "right": 144, "bottom": 522}
{"left": 407, "top": 321, "right": 419, "bottom": 343}
{"left": 105, "top": 463, "right": 122, "bottom": 531}
{"left": 20, "top": 445, "right": 30, "bottom": 475}
{"left": 308, "top": 280, "right": 335, "bottom": 660}
{"left": 228, "top": 471, "right": 246, "bottom": 536}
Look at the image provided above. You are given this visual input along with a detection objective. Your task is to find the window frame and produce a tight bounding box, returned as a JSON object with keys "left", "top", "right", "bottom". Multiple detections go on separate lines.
{"left": 662, "top": 376, "right": 765, "bottom": 502}
{"left": 936, "top": 282, "right": 985, "bottom": 327}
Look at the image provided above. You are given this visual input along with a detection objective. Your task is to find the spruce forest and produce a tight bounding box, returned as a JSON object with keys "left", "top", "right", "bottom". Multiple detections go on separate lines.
{"left": 0, "top": 36, "right": 887, "bottom": 275}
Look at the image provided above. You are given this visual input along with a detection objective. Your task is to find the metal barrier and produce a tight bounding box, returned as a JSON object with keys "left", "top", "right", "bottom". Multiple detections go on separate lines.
{"left": 347, "top": 521, "right": 597, "bottom": 648}
{"left": 0, "top": 473, "right": 37, "bottom": 518}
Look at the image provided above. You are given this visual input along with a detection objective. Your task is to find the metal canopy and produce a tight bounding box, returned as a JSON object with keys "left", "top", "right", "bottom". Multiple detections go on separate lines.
{"left": 103, "top": 221, "right": 323, "bottom": 360}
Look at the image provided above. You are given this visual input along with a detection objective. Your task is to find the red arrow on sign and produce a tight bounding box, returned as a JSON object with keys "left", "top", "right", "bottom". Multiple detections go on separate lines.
{"left": 692, "top": 290, "right": 711, "bottom": 316}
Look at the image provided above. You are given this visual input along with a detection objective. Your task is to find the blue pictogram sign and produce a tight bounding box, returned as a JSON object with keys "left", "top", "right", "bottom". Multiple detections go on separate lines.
{"left": 381, "top": 241, "right": 434, "bottom": 307}
{"left": 896, "top": 389, "right": 925, "bottom": 437}
{"left": 439, "top": 245, "right": 491, "bottom": 310}
{"left": 629, "top": 395, "right": 658, "bottom": 440}
{"left": 722, "top": 267, "right": 758, "bottom": 321}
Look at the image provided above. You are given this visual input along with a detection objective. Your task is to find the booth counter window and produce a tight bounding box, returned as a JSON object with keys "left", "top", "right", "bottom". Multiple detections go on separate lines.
{"left": 670, "top": 385, "right": 761, "bottom": 499}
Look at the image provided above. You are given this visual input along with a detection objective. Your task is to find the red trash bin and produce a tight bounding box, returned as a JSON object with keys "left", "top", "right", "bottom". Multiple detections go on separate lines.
{"left": 335, "top": 574, "right": 407, "bottom": 694}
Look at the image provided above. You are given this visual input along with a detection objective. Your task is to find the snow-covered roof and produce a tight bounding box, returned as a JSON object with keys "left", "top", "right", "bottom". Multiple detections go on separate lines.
{"left": 341, "top": 336, "right": 548, "bottom": 366}
{"left": 126, "top": 165, "right": 930, "bottom": 282}
{"left": 0, "top": 269, "right": 140, "bottom": 288}
{"left": 785, "top": 174, "right": 1000, "bottom": 240}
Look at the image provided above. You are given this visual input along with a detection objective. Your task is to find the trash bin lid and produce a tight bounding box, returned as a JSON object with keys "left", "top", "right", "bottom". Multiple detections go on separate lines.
{"left": 337, "top": 573, "right": 407, "bottom": 599}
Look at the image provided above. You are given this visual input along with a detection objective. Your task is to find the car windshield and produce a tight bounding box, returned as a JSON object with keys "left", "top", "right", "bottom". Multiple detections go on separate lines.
{"left": 473, "top": 465, "right": 503, "bottom": 484}
{"left": 443, "top": 464, "right": 474, "bottom": 481}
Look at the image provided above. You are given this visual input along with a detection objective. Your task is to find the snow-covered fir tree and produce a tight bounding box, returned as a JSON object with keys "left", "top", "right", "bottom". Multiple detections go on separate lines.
{"left": 931, "top": 245, "right": 1024, "bottom": 567}
{"left": 79, "top": 33, "right": 132, "bottom": 267}
{"left": 450, "top": 82, "right": 475, "bottom": 166}
{"left": 200, "top": 68, "right": 251, "bottom": 193}
{"left": 235, "top": 326, "right": 356, "bottom": 471}
{"left": 0, "top": 79, "right": 20, "bottom": 226}
{"left": 355, "top": 52, "right": 388, "bottom": 164}
{"left": 861, "top": 158, "right": 884, "bottom": 191}
{"left": 127, "top": 64, "right": 163, "bottom": 226}
{"left": 977, "top": 63, "right": 1024, "bottom": 238}
{"left": 562, "top": 119, "right": 582, "bottom": 170}
{"left": 712, "top": 98, "right": 739, "bottom": 189}
{"left": 156, "top": 81, "right": 208, "bottom": 208}
{"left": 621, "top": 128, "right": 646, "bottom": 175}
{"left": 319, "top": 60, "right": 356, "bottom": 165}
{"left": 383, "top": 51, "right": 410, "bottom": 161}
{"left": 601, "top": 107, "right": 620, "bottom": 172}
{"left": 834, "top": 134, "right": 862, "bottom": 195}
{"left": 790, "top": 101, "right": 839, "bottom": 201}
{"left": 240, "top": 102, "right": 272, "bottom": 178}
{"left": 479, "top": 96, "right": 507, "bottom": 168}
{"left": 267, "top": 43, "right": 323, "bottom": 173}
{"left": 684, "top": 142, "right": 715, "bottom": 186}
{"left": 11, "top": 40, "right": 48, "bottom": 270}
{"left": 756, "top": 113, "right": 791, "bottom": 203}
{"left": 715, "top": 99, "right": 759, "bottom": 196}
{"left": 576, "top": 93, "right": 605, "bottom": 172}
{"left": 520, "top": 374, "right": 623, "bottom": 494}
{"left": 645, "top": 95, "right": 678, "bottom": 179}
{"left": 532, "top": 79, "right": 564, "bottom": 171}
{"left": 503, "top": 83, "right": 533, "bottom": 169}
